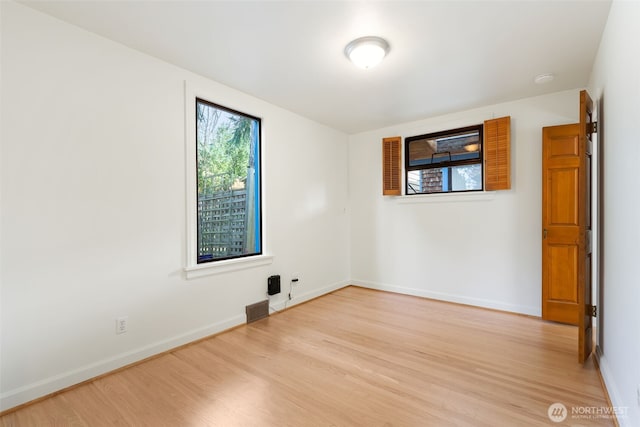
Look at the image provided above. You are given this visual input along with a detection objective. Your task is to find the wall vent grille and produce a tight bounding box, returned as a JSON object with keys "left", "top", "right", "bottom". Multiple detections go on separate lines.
{"left": 246, "top": 300, "right": 269, "bottom": 323}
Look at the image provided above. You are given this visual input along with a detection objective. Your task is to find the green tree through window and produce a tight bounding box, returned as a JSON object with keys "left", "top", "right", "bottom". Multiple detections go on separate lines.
{"left": 196, "top": 98, "right": 261, "bottom": 262}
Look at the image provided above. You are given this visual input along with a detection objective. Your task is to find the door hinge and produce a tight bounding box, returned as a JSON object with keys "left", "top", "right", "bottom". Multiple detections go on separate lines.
{"left": 587, "top": 122, "right": 598, "bottom": 134}
{"left": 590, "top": 305, "right": 597, "bottom": 317}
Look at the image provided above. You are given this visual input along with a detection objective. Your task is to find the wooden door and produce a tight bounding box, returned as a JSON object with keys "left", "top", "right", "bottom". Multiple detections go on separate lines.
{"left": 578, "top": 90, "right": 594, "bottom": 364}
{"left": 542, "top": 90, "right": 594, "bottom": 364}
{"left": 542, "top": 123, "right": 582, "bottom": 326}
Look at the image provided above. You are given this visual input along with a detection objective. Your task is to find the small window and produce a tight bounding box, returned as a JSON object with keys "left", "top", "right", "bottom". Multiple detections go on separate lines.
{"left": 196, "top": 98, "right": 261, "bottom": 263}
{"left": 405, "top": 125, "right": 483, "bottom": 194}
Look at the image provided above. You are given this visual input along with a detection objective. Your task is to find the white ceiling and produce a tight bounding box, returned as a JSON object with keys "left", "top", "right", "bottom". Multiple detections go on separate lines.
{"left": 22, "top": 0, "right": 612, "bottom": 134}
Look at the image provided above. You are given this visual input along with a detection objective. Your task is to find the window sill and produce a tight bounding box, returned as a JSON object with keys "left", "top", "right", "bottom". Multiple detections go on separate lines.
{"left": 184, "top": 254, "right": 274, "bottom": 279}
{"left": 397, "top": 191, "right": 495, "bottom": 204}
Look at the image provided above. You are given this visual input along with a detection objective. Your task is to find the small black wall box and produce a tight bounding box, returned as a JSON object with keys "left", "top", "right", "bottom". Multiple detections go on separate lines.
{"left": 268, "top": 275, "right": 281, "bottom": 296}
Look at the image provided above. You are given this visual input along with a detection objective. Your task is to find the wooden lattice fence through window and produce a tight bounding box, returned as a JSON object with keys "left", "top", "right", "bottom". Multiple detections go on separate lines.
{"left": 197, "top": 189, "right": 247, "bottom": 261}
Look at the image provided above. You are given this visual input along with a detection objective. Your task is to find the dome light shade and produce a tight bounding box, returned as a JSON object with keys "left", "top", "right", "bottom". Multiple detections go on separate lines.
{"left": 345, "top": 36, "right": 390, "bottom": 69}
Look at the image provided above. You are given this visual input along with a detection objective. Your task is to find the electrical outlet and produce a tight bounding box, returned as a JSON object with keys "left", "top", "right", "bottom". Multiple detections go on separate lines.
{"left": 116, "top": 316, "right": 128, "bottom": 335}
{"left": 292, "top": 272, "right": 300, "bottom": 283}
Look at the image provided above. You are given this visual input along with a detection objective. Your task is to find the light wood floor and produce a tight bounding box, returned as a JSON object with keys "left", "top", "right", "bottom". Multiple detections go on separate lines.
{"left": 1, "top": 286, "right": 614, "bottom": 426}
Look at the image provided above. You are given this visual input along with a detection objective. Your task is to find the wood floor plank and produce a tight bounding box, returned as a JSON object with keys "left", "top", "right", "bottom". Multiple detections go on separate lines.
{"left": 1, "top": 286, "right": 615, "bottom": 426}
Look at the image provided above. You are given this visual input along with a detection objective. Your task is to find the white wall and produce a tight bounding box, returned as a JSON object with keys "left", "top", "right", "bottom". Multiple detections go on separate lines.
{"left": 588, "top": 1, "right": 640, "bottom": 426}
{"left": 0, "top": 1, "right": 350, "bottom": 410}
{"left": 349, "top": 90, "right": 579, "bottom": 316}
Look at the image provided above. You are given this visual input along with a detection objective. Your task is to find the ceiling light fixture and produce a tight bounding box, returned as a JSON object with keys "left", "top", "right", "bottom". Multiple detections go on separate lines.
{"left": 344, "top": 36, "right": 390, "bottom": 70}
{"left": 534, "top": 73, "right": 555, "bottom": 84}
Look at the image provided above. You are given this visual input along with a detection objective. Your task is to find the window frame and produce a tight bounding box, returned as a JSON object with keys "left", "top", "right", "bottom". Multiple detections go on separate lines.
{"left": 404, "top": 124, "right": 484, "bottom": 195}
{"left": 184, "top": 81, "right": 272, "bottom": 279}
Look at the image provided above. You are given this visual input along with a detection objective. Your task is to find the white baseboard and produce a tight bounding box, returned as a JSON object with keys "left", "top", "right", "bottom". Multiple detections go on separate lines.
{"left": 351, "top": 279, "right": 540, "bottom": 317}
{"left": 596, "top": 348, "right": 633, "bottom": 427}
{"left": 0, "top": 279, "right": 351, "bottom": 412}
{"left": 0, "top": 313, "right": 244, "bottom": 412}
{"left": 269, "top": 280, "right": 350, "bottom": 312}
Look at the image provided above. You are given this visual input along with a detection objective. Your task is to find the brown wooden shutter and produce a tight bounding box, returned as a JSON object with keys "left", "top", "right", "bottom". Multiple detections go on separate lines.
{"left": 382, "top": 136, "right": 401, "bottom": 195}
{"left": 484, "top": 116, "right": 511, "bottom": 191}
